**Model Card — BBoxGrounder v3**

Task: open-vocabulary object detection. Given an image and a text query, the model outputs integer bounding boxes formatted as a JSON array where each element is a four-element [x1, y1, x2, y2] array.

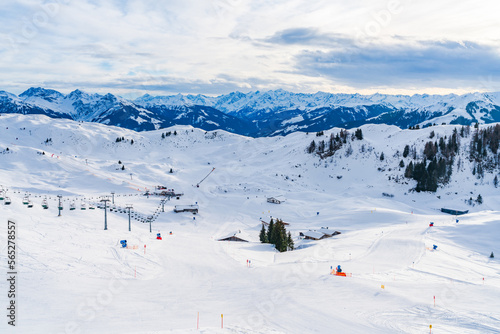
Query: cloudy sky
[[1, 0, 499, 97]]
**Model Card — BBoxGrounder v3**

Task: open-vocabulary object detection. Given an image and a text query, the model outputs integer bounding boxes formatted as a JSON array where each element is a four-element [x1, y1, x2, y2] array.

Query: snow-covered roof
[[318, 228, 334, 236], [218, 230, 257, 242], [303, 231, 325, 240]]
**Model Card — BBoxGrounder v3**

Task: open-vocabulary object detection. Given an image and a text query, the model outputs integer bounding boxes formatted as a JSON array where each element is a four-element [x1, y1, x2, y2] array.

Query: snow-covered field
[[0, 114, 499, 333]]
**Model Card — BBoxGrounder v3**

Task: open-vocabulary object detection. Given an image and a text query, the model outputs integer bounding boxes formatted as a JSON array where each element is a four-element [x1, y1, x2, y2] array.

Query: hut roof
[[218, 230, 256, 242], [303, 231, 326, 240]]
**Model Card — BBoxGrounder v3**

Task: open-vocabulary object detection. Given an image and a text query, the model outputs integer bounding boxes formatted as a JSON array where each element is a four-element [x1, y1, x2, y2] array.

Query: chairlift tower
[[100, 198, 110, 230], [111, 191, 115, 204], [57, 195, 62, 216], [161, 196, 170, 212], [126, 204, 133, 232]]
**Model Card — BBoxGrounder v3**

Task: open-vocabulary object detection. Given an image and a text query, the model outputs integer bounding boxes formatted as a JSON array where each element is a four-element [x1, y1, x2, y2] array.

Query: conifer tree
[[270, 219, 280, 246], [403, 145, 410, 158], [267, 218, 274, 243], [259, 224, 268, 243], [355, 128, 363, 140], [404, 161, 414, 178], [307, 140, 316, 154], [273, 219, 286, 252], [287, 232, 294, 250], [317, 140, 325, 154]]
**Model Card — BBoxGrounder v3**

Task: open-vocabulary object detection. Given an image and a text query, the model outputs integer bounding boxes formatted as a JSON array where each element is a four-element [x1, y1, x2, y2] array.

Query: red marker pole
[[144, 245, 146, 255], [221, 314, 223, 329], [197, 312, 199, 330], [433, 296, 435, 307]]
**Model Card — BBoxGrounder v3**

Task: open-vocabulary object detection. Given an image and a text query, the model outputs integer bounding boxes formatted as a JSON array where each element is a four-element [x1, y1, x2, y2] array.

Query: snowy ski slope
[[0, 114, 499, 333]]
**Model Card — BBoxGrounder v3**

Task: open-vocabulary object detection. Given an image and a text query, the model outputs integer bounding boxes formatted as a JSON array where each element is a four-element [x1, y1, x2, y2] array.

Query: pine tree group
[[260, 218, 294, 252], [403, 129, 458, 192], [306, 129, 362, 158]]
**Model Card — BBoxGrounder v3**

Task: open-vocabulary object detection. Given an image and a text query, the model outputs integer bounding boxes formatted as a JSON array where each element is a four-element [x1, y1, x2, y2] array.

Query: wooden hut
[[218, 230, 250, 242]]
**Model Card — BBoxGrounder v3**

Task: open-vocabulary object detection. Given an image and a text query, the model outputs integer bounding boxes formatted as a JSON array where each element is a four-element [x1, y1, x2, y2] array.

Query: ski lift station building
[[267, 197, 282, 204], [441, 208, 469, 215], [174, 204, 199, 213]]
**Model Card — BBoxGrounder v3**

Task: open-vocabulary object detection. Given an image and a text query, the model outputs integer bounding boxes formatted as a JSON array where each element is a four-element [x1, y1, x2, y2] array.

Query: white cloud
[[0, 0, 499, 96]]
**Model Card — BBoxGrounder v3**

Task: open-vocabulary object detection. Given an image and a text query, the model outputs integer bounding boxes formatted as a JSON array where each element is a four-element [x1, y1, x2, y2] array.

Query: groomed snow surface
[[0, 114, 499, 333]]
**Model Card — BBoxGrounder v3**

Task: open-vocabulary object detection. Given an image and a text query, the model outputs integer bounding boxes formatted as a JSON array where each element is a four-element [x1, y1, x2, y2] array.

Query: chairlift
[[27, 201, 33, 208], [81, 202, 86, 210], [42, 199, 49, 209], [4, 197, 12, 205], [22, 196, 29, 205], [70, 202, 76, 210]]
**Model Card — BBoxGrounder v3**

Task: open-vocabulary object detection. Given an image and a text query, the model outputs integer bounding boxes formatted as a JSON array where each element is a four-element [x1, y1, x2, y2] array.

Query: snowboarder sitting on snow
[[156, 233, 162, 240], [337, 265, 342, 273]]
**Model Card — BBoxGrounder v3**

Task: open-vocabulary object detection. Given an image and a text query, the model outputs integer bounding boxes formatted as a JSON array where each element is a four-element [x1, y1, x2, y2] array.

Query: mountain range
[[1, 87, 500, 136]]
